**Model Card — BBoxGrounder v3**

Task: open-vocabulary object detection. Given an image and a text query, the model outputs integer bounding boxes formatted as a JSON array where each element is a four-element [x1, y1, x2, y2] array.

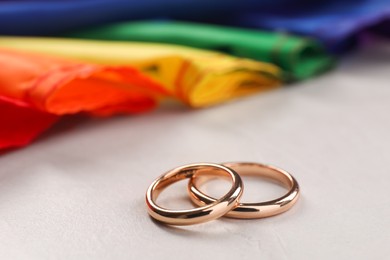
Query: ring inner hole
[[156, 168, 232, 210], [156, 178, 196, 209]]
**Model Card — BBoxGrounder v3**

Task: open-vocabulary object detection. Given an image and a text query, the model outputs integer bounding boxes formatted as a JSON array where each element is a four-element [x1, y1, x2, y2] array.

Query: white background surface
[[0, 43, 389, 260]]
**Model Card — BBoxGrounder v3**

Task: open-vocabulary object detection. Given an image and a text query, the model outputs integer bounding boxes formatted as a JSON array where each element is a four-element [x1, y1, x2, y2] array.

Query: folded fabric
[[0, 48, 166, 115], [0, 0, 388, 53], [0, 0, 280, 35], [0, 47, 167, 149], [66, 21, 334, 81], [0, 37, 281, 107], [216, 0, 390, 53], [0, 97, 58, 149]]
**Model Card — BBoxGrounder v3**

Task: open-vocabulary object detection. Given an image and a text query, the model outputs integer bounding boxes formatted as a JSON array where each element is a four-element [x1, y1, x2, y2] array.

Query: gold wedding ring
[[188, 162, 300, 219], [146, 163, 243, 225]]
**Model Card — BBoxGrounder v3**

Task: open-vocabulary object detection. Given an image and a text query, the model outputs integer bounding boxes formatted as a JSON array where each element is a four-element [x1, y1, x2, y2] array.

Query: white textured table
[[1, 42, 389, 260]]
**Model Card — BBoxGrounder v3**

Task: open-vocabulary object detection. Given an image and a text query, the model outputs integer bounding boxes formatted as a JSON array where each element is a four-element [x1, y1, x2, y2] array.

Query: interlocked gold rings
[[145, 162, 300, 225], [145, 163, 243, 225]]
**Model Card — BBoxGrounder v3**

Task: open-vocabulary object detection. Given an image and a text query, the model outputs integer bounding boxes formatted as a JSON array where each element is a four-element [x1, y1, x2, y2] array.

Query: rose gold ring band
[[188, 162, 300, 219], [145, 163, 243, 225]]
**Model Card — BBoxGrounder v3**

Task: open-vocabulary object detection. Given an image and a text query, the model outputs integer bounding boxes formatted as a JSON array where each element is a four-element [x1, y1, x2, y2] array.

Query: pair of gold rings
[[146, 162, 299, 225]]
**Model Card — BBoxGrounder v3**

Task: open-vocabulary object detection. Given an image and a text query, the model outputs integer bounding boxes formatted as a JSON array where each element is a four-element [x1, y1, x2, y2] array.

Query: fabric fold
[[0, 0, 284, 35], [65, 21, 334, 81], [0, 47, 168, 149], [0, 0, 387, 52], [0, 39, 281, 150], [0, 48, 166, 115], [0, 37, 281, 107], [215, 0, 390, 53], [0, 97, 58, 149]]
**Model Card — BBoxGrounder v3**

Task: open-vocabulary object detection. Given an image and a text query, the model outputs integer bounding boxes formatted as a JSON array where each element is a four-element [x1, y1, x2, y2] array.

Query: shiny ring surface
[[188, 162, 299, 219], [146, 163, 243, 225]]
